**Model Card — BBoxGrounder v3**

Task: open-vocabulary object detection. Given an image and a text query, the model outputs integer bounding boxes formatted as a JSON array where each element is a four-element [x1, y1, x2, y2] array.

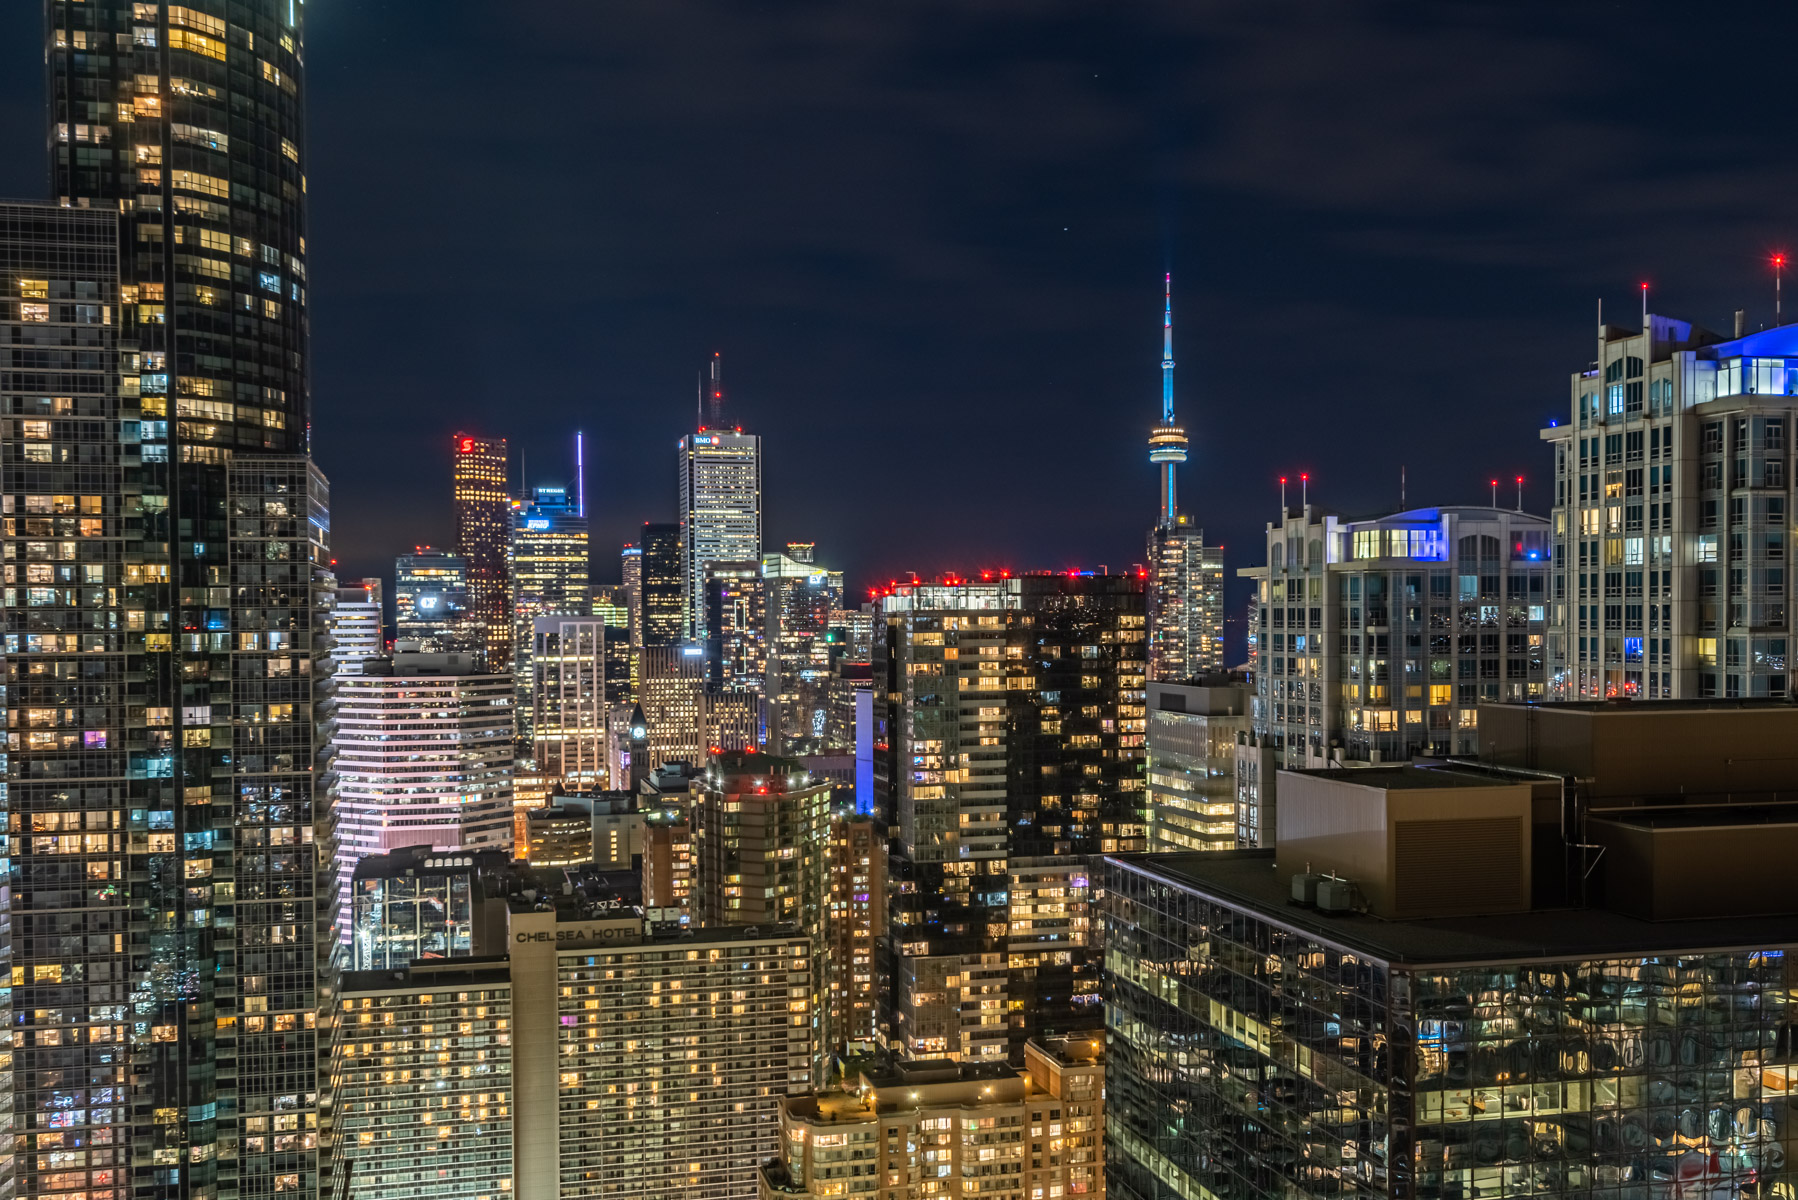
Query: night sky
[[4, 3, 1797, 656]]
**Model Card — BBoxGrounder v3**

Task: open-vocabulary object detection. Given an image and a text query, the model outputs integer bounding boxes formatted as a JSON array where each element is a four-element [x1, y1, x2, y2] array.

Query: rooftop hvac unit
[[1316, 878, 1356, 913], [1291, 872, 1321, 905]]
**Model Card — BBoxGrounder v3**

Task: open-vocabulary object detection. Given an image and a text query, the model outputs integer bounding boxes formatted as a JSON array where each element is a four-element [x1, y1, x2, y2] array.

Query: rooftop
[[341, 956, 513, 995], [1290, 764, 1519, 791], [1109, 850, 1798, 967]]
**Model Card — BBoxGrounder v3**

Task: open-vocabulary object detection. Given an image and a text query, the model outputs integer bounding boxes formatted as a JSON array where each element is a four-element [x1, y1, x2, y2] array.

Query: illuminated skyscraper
[[509, 483, 589, 740], [21, 1, 336, 1192], [1145, 275, 1227, 681], [679, 354, 762, 640], [702, 560, 766, 694], [874, 574, 1147, 1061], [619, 542, 643, 651], [763, 546, 844, 753], [454, 433, 512, 671], [638, 521, 684, 648], [395, 546, 479, 655], [1544, 312, 1798, 700], [531, 616, 609, 790], [331, 650, 516, 921]]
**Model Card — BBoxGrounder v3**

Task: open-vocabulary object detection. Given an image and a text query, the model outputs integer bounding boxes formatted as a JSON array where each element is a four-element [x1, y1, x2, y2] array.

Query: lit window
[[21, 302, 48, 323]]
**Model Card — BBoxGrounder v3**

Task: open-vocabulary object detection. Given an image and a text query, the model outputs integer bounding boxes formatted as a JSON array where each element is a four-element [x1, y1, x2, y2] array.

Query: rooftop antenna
[[1279, 475, 1287, 511], [1401, 465, 1406, 508], [708, 352, 725, 430], [576, 431, 586, 518], [1775, 254, 1787, 324], [1640, 281, 1649, 340], [1301, 473, 1309, 507], [1515, 475, 1524, 512], [695, 370, 704, 430]]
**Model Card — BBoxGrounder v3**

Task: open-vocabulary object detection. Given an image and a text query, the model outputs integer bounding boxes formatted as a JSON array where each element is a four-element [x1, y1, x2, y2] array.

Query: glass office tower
[[453, 434, 510, 672], [32, 2, 337, 1197], [509, 485, 587, 741], [1104, 852, 1797, 1200]]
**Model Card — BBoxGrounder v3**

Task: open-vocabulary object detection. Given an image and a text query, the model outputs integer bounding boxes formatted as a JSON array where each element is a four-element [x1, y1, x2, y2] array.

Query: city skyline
[[9, 4, 1797, 637]]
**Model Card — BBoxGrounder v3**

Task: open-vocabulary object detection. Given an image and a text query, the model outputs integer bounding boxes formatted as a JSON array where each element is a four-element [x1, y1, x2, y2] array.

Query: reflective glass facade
[[1103, 857, 1797, 1200]]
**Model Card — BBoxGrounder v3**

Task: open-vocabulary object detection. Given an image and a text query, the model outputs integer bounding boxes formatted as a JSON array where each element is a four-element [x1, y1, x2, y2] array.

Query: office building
[[1545, 313, 1798, 700], [639, 645, 706, 769], [1144, 275, 1227, 683], [707, 687, 761, 752], [758, 1038, 1106, 1200], [328, 576, 384, 672], [455, 433, 513, 671], [511, 483, 590, 738], [620, 541, 644, 650], [639, 522, 685, 648], [28, 3, 335, 1187], [826, 810, 887, 1054], [1104, 700, 1798, 1200], [349, 845, 512, 971], [1145, 678, 1249, 853], [680, 357, 762, 640], [704, 559, 767, 695], [1242, 503, 1550, 773], [396, 546, 480, 656], [874, 573, 1147, 1061], [339, 959, 515, 1200], [532, 616, 610, 789], [764, 546, 845, 753], [521, 792, 642, 870], [330, 650, 516, 921]]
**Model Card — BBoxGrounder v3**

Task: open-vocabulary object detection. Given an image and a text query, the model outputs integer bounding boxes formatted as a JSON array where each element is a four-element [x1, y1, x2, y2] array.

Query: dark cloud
[[2, 2, 1795, 655]]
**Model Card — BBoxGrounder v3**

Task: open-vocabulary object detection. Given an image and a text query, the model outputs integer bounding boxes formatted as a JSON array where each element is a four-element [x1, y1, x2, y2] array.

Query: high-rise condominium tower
[[1145, 275, 1226, 681], [679, 354, 761, 640], [874, 574, 1147, 1061], [1545, 310, 1798, 700], [454, 433, 511, 670], [18, 2, 336, 1196]]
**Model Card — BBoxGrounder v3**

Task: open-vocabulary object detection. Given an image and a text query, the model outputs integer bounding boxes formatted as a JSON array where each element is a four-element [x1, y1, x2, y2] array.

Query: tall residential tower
[[21, 3, 337, 1197]]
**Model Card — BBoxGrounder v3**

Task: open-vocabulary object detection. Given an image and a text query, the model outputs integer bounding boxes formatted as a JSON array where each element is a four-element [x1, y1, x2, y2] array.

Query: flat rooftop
[[1485, 697, 1798, 716], [341, 957, 514, 994], [1109, 850, 1798, 966], [1293, 765, 1517, 790]]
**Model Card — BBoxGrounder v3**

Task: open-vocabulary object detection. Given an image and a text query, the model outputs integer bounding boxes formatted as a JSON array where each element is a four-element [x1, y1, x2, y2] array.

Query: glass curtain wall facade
[[453, 435, 510, 673], [1103, 856, 1797, 1200], [394, 548, 476, 656], [35, 0, 337, 1188], [637, 523, 683, 649], [677, 431, 761, 643], [509, 487, 588, 742]]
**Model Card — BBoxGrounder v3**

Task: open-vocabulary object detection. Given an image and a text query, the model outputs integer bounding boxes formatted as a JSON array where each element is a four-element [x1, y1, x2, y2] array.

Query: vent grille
[[1393, 817, 1521, 916]]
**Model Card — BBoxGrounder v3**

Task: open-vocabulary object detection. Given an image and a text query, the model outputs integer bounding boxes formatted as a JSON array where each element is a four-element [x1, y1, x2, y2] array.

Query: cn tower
[[1147, 273, 1189, 526]]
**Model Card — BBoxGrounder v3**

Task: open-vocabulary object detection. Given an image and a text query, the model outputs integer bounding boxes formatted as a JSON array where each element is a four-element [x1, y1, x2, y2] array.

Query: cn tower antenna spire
[[1147, 272, 1189, 527]]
